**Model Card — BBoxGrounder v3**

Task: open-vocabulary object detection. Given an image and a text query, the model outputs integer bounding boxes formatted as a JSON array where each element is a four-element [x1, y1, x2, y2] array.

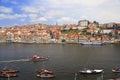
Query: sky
[[0, 0, 120, 27]]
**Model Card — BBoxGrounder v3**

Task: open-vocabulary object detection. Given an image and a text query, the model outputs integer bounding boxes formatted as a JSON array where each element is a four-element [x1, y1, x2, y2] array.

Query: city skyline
[[0, 0, 120, 27]]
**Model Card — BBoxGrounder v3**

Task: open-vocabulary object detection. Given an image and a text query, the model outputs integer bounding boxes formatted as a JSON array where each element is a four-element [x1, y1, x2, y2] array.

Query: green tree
[[61, 39, 66, 42]]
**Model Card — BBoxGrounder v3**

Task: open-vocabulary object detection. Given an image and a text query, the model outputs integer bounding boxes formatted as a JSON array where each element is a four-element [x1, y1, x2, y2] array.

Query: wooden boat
[[0, 67, 19, 78], [36, 69, 55, 78], [107, 77, 120, 80], [1, 68, 19, 73], [0, 72, 18, 78], [112, 67, 120, 73], [36, 73, 54, 78], [79, 69, 103, 74]]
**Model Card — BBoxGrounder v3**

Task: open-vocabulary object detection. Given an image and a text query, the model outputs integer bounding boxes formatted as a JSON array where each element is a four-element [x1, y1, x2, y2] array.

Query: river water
[[0, 43, 120, 80]]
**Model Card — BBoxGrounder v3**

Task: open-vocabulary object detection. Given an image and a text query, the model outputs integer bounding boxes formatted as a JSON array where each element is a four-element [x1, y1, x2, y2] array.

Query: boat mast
[[7, 74, 10, 80], [101, 72, 104, 80], [74, 73, 77, 80]]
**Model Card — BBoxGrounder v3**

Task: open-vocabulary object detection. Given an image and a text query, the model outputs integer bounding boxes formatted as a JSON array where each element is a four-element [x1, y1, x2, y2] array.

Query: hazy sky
[[0, 0, 120, 27]]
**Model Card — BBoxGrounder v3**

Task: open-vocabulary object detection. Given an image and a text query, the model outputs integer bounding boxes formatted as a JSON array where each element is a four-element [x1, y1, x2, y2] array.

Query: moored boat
[[0, 67, 19, 78], [0, 72, 18, 78], [106, 77, 120, 80], [79, 69, 103, 74], [36, 69, 55, 78], [81, 41, 103, 45], [36, 73, 54, 78], [92, 42, 103, 45], [1, 68, 19, 73], [112, 67, 120, 73], [81, 42, 93, 45]]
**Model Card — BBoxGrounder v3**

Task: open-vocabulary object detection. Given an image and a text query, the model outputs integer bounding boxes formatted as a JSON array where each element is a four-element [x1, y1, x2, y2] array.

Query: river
[[0, 43, 120, 80]]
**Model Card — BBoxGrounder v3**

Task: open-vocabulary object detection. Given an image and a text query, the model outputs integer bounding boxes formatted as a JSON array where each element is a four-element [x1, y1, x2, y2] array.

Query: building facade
[[78, 20, 89, 27]]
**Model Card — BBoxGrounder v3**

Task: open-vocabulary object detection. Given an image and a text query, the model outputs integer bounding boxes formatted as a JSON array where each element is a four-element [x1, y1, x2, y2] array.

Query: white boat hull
[[81, 42, 103, 45], [79, 69, 103, 74]]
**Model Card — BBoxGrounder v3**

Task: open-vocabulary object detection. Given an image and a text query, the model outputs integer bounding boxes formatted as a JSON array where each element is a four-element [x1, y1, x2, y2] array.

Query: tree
[[61, 39, 66, 42], [93, 21, 99, 27]]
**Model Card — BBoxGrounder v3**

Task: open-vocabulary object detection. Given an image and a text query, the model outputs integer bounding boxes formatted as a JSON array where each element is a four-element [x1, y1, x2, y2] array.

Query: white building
[[101, 29, 113, 34], [78, 20, 89, 27]]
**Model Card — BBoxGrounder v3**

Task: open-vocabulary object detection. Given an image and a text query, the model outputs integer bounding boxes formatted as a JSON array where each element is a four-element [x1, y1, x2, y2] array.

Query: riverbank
[[0, 39, 120, 45]]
